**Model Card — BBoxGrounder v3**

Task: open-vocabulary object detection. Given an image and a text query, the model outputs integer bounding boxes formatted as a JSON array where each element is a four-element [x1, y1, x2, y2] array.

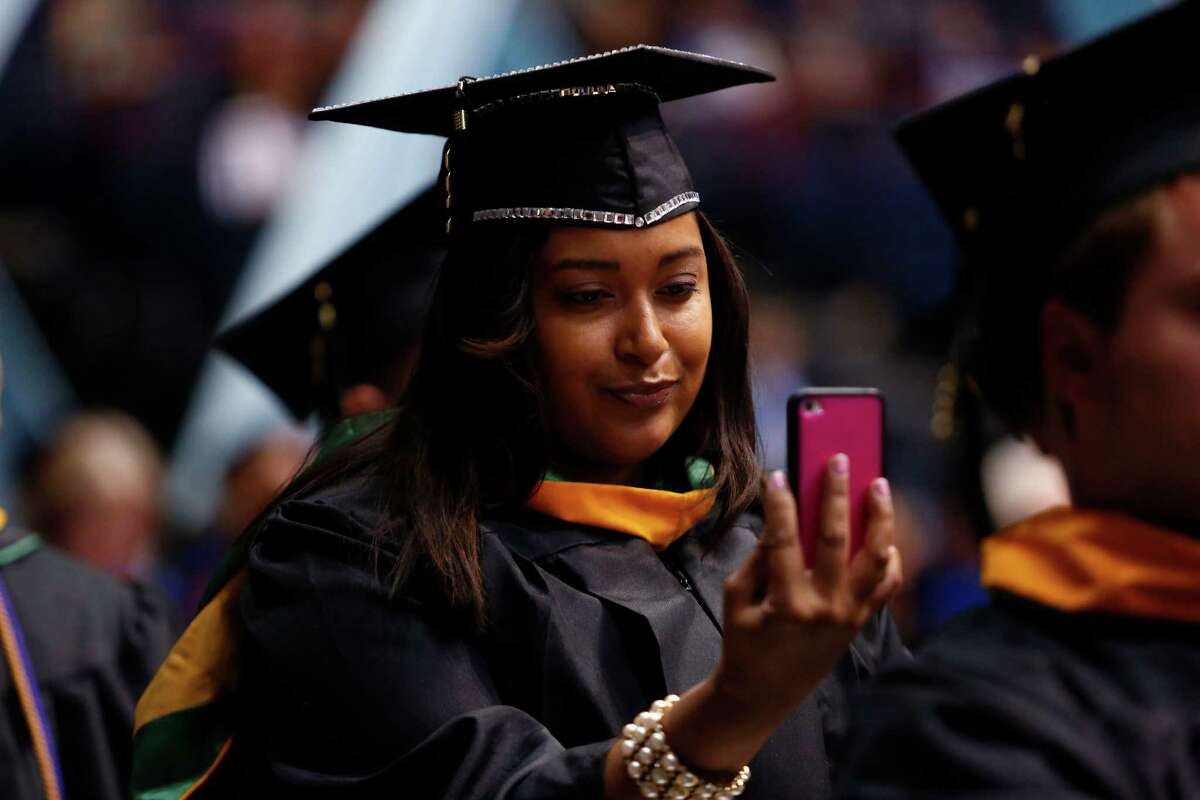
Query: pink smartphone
[[787, 388, 885, 563]]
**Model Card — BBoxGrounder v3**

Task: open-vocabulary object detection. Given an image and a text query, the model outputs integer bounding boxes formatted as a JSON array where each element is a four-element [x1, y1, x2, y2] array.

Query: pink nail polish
[[770, 470, 787, 490], [830, 453, 849, 475], [873, 478, 890, 497]]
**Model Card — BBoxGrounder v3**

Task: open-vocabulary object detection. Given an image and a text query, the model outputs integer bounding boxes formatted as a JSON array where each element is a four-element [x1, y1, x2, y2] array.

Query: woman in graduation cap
[[133, 47, 903, 800]]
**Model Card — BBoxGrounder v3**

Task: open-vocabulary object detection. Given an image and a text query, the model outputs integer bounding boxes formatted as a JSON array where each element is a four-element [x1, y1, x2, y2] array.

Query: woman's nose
[[616, 299, 669, 366]]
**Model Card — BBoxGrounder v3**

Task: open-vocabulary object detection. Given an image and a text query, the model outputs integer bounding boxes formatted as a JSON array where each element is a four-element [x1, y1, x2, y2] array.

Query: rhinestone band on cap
[[472, 83, 660, 121], [473, 207, 638, 225], [472, 191, 700, 229], [640, 191, 700, 227]]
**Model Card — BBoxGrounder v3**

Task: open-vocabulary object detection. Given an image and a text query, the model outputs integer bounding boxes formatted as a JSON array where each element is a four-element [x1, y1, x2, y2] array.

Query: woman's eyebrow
[[550, 246, 703, 273], [659, 246, 705, 268], [550, 258, 619, 273]]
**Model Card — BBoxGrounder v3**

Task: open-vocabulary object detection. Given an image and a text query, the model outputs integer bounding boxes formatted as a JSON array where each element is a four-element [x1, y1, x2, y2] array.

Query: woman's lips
[[606, 381, 679, 409]]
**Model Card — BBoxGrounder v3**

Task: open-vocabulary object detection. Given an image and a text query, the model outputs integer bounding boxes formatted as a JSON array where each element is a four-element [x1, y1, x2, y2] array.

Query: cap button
[[1005, 103, 1024, 135], [318, 303, 337, 331], [1022, 54, 1041, 76], [962, 207, 980, 232]]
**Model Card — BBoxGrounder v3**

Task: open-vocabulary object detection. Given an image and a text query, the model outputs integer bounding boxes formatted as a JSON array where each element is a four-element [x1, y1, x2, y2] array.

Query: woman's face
[[532, 211, 712, 483]]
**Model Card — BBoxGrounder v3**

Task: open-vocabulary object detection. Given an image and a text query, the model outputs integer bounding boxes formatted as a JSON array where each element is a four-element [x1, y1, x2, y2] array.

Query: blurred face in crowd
[[1042, 177, 1200, 528], [532, 212, 712, 484], [30, 413, 162, 577], [219, 433, 310, 539], [228, 0, 368, 111]]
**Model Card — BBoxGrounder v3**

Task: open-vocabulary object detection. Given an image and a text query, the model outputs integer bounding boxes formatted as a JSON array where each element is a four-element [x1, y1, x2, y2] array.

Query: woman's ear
[[1040, 298, 1105, 418], [339, 383, 393, 418]]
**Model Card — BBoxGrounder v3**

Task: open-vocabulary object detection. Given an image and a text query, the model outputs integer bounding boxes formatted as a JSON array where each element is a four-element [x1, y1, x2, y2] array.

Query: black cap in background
[[215, 185, 444, 422], [896, 1, 1200, 430], [896, 0, 1200, 270]]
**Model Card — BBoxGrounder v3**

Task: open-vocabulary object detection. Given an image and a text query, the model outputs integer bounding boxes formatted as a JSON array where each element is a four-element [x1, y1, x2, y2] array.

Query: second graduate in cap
[[841, 3, 1200, 797], [135, 46, 904, 800]]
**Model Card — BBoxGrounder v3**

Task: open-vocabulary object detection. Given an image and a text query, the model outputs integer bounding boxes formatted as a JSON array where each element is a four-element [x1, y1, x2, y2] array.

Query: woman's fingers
[[862, 478, 894, 554], [867, 546, 903, 609], [848, 478, 898, 602], [759, 471, 806, 608], [750, 465, 898, 627], [724, 539, 764, 620], [811, 454, 850, 596]]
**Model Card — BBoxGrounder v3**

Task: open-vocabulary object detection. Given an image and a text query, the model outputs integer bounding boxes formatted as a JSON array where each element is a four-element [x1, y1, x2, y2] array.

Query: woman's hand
[[604, 455, 902, 797], [715, 455, 902, 717]]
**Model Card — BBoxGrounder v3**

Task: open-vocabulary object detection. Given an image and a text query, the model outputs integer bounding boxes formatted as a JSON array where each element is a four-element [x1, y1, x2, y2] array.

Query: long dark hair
[[280, 211, 759, 625]]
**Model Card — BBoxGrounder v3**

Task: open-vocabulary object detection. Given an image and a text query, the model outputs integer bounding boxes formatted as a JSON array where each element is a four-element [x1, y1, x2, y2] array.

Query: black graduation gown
[[836, 592, 1200, 799], [0, 527, 175, 800], [228, 479, 907, 798]]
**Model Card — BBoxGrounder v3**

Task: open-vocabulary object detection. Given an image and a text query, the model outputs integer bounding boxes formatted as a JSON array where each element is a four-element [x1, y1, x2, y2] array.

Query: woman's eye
[[561, 289, 610, 305], [659, 282, 699, 299]]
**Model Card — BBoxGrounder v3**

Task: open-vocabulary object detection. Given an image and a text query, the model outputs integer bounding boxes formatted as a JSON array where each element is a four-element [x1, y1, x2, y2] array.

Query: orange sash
[[982, 506, 1200, 622], [525, 481, 716, 549]]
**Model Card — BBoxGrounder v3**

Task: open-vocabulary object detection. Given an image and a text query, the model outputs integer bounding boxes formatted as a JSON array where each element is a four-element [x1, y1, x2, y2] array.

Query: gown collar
[[982, 506, 1200, 623], [0, 509, 42, 568], [314, 409, 395, 463], [526, 459, 716, 549]]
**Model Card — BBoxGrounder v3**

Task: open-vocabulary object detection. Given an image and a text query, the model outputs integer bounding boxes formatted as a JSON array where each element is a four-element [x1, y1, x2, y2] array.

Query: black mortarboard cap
[[897, 1, 1200, 430], [310, 46, 773, 234], [896, 1, 1200, 268], [216, 185, 444, 422]]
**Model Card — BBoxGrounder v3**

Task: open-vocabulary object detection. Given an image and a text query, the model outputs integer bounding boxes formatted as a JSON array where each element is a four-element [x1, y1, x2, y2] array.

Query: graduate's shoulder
[[252, 472, 546, 597], [840, 597, 1200, 797], [899, 593, 1200, 695], [1, 529, 174, 680], [4, 528, 165, 623], [257, 469, 392, 555], [870, 598, 1091, 704], [850, 593, 1200, 758]]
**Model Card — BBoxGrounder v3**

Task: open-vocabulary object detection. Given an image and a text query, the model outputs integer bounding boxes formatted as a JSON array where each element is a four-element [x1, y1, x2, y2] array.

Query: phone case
[[787, 388, 885, 563]]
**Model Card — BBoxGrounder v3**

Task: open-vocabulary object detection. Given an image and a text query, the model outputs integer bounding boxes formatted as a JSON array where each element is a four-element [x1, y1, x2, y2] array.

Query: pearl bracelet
[[620, 694, 750, 800]]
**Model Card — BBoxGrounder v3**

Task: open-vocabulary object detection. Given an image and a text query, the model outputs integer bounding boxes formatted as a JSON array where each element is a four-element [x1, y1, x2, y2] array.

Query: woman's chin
[[591, 431, 678, 474], [552, 414, 687, 482]]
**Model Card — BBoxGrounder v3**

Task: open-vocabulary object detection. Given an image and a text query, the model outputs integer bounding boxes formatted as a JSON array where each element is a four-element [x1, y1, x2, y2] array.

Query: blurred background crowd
[[0, 0, 1163, 639]]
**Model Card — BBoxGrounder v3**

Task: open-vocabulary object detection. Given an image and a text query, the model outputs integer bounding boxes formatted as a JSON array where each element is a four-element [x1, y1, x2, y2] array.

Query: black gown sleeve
[[834, 647, 1141, 800], [52, 576, 176, 799], [236, 497, 612, 799], [0, 541, 175, 800]]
